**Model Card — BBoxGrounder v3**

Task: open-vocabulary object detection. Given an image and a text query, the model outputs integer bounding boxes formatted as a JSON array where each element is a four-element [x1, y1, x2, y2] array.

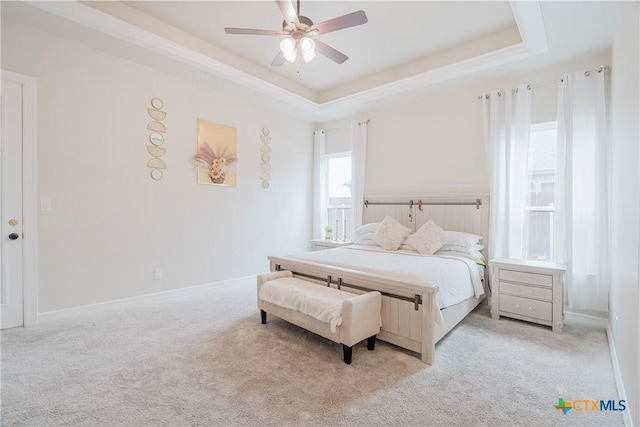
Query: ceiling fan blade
[[224, 28, 283, 36], [314, 40, 348, 64], [271, 52, 286, 66], [276, 0, 299, 26], [314, 10, 368, 35]]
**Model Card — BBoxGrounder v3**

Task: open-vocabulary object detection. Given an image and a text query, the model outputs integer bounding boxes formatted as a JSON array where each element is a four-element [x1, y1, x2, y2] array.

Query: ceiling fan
[[224, 0, 368, 66]]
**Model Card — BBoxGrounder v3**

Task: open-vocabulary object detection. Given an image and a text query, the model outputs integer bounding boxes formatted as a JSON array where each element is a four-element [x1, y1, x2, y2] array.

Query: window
[[313, 123, 366, 242], [326, 153, 352, 241], [525, 121, 557, 261]]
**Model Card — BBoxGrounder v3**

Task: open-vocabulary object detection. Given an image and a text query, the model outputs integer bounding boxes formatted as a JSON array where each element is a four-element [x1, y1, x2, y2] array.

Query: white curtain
[[556, 67, 609, 311], [312, 130, 327, 240], [350, 121, 368, 236], [482, 85, 532, 260]]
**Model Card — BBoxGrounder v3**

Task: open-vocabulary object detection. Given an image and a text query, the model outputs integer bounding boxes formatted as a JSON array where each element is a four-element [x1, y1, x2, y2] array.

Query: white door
[[1, 79, 24, 329]]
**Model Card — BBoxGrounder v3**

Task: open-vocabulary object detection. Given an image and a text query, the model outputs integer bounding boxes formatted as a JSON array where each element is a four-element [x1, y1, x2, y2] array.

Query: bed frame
[[269, 195, 490, 365]]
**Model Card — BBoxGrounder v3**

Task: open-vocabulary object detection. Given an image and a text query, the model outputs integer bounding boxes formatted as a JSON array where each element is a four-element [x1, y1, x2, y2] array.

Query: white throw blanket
[[259, 277, 350, 333]]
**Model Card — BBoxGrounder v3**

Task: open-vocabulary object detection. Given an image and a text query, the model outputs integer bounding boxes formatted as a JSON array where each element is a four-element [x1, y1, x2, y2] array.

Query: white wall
[[320, 53, 610, 199], [609, 2, 640, 425], [2, 20, 313, 313]]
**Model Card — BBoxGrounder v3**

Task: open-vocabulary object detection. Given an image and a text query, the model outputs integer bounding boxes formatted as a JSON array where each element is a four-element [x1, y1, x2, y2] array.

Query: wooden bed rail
[[269, 256, 437, 311], [274, 264, 423, 310], [268, 255, 440, 365]]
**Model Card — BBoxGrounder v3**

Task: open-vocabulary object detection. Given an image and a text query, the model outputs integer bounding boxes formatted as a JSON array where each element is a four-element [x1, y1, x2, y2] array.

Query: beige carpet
[[1, 278, 624, 426]]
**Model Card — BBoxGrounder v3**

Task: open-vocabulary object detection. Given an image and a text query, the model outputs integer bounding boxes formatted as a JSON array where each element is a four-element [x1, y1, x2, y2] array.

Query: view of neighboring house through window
[[525, 121, 557, 261], [326, 153, 352, 241]]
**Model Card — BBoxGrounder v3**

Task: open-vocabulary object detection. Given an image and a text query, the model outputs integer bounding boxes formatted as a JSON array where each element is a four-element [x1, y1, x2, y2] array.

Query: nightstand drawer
[[499, 294, 552, 321], [500, 282, 553, 301], [499, 269, 552, 287]]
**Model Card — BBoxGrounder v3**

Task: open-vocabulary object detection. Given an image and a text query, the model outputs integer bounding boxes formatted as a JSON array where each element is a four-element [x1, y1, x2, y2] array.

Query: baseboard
[[37, 275, 255, 324], [606, 324, 632, 427], [564, 310, 608, 329], [566, 311, 632, 425]]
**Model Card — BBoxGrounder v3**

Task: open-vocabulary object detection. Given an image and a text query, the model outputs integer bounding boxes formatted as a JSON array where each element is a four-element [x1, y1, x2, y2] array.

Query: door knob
[[8, 233, 19, 240]]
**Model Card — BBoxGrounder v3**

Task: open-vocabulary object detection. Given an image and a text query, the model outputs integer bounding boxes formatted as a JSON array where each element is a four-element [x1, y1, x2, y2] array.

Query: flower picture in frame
[[195, 119, 238, 186]]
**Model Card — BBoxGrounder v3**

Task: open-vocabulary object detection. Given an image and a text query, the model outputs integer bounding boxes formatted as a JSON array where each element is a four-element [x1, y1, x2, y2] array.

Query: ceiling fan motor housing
[[282, 15, 314, 34]]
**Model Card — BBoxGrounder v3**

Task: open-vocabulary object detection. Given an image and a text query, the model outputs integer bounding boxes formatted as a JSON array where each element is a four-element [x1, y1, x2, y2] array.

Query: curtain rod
[[477, 65, 609, 100], [318, 119, 370, 133]]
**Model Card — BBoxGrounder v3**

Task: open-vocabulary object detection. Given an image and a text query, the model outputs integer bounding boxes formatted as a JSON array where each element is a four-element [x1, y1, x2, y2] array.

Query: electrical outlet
[[154, 269, 163, 280]]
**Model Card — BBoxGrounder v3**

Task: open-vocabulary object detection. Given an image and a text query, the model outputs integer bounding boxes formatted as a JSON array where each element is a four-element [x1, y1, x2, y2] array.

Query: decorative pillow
[[445, 231, 483, 247], [404, 220, 449, 255], [372, 215, 412, 250], [439, 243, 485, 254]]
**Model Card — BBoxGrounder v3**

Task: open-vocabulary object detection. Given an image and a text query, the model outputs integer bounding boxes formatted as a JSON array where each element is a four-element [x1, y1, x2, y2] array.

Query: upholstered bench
[[257, 270, 382, 364]]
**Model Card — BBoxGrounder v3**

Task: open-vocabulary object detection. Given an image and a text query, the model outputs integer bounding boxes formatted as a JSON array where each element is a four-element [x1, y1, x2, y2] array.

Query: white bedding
[[286, 245, 484, 323]]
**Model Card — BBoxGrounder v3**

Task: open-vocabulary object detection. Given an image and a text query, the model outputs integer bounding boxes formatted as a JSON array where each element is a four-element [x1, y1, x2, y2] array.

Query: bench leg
[[260, 310, 267, 324], [367, 335, 376, 351], [343, 345, 352, 365]]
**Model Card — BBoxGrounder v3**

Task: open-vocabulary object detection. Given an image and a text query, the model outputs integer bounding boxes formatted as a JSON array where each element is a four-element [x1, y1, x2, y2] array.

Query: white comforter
[[286, 245, 484, 322]]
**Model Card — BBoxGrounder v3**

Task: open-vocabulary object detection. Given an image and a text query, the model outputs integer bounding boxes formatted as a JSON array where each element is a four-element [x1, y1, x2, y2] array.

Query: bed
[[268, 196, 489, 365]]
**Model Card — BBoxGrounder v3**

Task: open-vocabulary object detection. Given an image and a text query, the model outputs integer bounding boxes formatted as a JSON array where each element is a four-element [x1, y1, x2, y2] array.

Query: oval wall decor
[[260, 127, 272, 189], [147, 98, 167, 180]]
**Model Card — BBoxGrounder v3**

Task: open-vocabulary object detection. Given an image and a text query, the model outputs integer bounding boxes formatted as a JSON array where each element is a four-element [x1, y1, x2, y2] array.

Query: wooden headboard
[[362, 195, 490, 257]]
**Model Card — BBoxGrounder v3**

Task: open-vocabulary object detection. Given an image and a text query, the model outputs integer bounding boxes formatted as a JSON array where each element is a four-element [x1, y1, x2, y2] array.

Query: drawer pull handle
[[528, 306, 532, 310], [515, 304, 520, 308]]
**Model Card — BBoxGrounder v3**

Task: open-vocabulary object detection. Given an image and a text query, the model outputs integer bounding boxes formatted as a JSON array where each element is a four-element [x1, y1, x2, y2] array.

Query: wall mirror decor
[[149, 132, 164, 146], [260, 127, 272, 189], [147, 98, 167, 180], [151, 97, 164, 109]]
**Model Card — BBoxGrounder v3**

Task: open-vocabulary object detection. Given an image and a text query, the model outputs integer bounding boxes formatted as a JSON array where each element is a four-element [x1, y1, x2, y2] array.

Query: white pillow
[[435, 250, 485, 262], [439, 243, 485, 254], [372, 215, 411, 250], [355, 222, 380, 237], [445, 231, 483, 247], [404, 220, 449, 255], [354, 223, 379, 243], [354, 238, 377, 246]]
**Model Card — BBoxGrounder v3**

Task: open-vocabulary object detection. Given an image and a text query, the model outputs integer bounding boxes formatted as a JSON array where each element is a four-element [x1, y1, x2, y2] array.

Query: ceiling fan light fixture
[[302, 48, 316, 63], [279, 37, 297, 62], [299, 37, 315, 52], [226, 1, 368, 67], [280, 37, 296, 53], [283, 49, 297, 63], [300, 36, 316, 63]]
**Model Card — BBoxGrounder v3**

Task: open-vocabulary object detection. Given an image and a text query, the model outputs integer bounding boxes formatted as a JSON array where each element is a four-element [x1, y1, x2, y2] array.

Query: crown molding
[[24, 0, 320, 114], [23, 0, 548, 120]]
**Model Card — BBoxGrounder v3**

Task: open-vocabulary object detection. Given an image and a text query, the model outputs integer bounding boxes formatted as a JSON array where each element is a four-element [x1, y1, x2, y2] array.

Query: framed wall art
[[195, 119, 237, 186]]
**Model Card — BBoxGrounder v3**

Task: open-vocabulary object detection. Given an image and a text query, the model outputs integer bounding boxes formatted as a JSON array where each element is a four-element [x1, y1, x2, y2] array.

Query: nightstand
[[310, 240, 353, 251], [490, 258, 566, 333]]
